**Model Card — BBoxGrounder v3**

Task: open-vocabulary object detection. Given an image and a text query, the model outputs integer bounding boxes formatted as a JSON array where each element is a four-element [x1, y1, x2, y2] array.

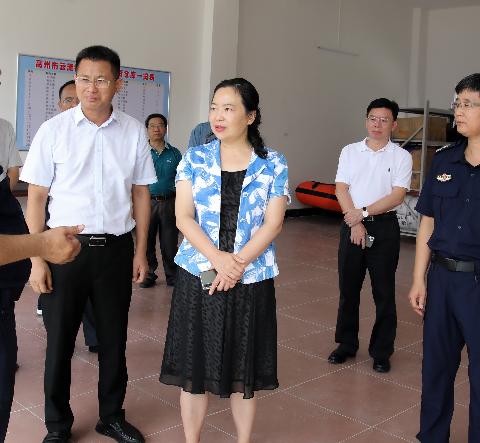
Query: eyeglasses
[[148, 124, 165, 129], [367, 116, 391, 125], [62, 97, 79, 105], [75, 76, 112, 89], [450, 101, 480, 111]]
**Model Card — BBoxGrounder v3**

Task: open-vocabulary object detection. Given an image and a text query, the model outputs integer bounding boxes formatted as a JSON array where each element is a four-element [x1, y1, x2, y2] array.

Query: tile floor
[[7, 215, 469, 442]]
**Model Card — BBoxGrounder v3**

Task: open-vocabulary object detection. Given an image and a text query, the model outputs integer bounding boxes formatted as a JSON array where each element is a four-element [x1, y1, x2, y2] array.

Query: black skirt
[[159, 170, 279, 398]]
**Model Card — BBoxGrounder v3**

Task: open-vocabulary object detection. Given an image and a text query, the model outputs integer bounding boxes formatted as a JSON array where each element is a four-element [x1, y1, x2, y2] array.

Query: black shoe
[[139, 277, 155, 289], [373, 358, 391, 373], [327, 348, 356, 364], [42, 430, 71, 442], [95, 419, 145, 443], [88, 345, 99, 353]]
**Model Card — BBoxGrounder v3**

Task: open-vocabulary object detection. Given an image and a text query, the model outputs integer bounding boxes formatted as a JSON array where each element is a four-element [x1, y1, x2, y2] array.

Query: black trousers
[[335, 218, 400, 360], [42, 234, 134, 432], [0, 287, 22, 443], [146, 197, 178, 284]]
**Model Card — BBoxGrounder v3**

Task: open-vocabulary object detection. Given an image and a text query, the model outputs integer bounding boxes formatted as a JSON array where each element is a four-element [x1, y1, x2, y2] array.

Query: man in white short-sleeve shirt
[[0, 119, 22, 190], [20, 45, 155, 443], [328, 98, 412, 374]]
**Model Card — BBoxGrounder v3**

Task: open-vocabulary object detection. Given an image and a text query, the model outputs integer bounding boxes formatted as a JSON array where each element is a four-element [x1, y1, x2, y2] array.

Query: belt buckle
[[364, 215, 374, 222], [88, 235, 106, 247]]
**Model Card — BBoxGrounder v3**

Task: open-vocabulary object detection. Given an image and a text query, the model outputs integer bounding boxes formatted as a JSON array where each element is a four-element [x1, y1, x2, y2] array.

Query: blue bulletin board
[[16, 54, 170, 150]]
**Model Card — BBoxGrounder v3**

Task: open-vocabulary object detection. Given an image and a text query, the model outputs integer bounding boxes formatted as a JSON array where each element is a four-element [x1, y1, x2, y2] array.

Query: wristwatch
[[362, 207, 369, 218]]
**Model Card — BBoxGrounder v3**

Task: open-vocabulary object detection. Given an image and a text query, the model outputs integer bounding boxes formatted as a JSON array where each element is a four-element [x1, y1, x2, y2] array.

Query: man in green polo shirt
[[141, 113, 182, 288]]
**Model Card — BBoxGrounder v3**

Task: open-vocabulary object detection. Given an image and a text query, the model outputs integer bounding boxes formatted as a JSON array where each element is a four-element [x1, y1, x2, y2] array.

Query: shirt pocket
[[431, 180, 460, 220]]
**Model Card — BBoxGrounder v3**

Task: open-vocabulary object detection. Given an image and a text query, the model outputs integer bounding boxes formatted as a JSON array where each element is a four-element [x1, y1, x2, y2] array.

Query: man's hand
[[29, 225, 84, 294], [132, 252, 148, 283], [350, 223, 366, 248], [39, 225, 84, 264], [408, 280, 427, 317], [344, 208, 363, 227]]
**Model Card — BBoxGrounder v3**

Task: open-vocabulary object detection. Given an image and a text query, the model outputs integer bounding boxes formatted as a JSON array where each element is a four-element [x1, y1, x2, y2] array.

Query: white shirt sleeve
[[132, 127, 157, 185], [5, 123, 22, 168], [19, 122, 54, 187], [335, 146, 350, 184], [392, 150, 413, 190]]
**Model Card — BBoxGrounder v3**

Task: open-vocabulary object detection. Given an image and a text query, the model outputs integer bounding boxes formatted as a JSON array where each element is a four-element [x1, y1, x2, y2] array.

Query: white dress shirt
[[0, 118, 22, 182], [20, 105, 156, 235], [335, 138, 412, 209]]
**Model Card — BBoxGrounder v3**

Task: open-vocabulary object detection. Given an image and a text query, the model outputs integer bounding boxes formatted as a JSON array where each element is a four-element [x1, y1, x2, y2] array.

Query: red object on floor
[[295, 181, 342, 213]]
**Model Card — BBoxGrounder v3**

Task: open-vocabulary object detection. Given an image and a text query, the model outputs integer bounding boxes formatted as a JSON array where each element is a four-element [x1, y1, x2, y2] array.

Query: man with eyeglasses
[[409, 73, 480, 442], [58, 80, 79, 111], [39, 79, 98, 355], [20, 45, 156, 443], [328, 98, 412, 374], [140, 113, 181, 289]]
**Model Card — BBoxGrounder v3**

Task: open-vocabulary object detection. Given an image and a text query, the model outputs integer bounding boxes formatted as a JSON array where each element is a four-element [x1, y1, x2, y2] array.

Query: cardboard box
[[393, 116, 447, 141], [410, 172, 420, 191], [410, 146, 436, 172]]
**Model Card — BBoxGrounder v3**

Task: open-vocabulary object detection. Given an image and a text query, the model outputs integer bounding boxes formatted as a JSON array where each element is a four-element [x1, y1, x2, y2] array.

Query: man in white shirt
[[21, 45, 156, 443], [328, 98, 412, 373]]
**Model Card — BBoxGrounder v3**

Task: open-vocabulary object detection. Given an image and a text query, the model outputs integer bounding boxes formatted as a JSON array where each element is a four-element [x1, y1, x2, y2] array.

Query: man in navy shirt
[[409, 73, 480, 442], [141, 113, 182, 288]]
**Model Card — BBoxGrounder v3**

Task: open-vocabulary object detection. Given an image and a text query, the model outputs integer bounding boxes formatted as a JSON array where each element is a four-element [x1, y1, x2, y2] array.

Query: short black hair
[[58, 80, 75, 100], [366, 98, 399, 121], [145, 113, 167, 128], [75, 45, 121, 79], [455, 73, 480, 95]]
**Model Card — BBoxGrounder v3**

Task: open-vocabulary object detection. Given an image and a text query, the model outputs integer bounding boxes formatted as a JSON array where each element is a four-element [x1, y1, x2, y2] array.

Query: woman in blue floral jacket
[[160, 78, 289, 443]]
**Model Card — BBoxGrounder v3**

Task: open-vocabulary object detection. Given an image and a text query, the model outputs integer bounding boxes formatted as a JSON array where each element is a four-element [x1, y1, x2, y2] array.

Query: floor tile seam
[[144, 423, 183, 438], [277, 311, 330, 328], [277, 328, 330, 344], [397, 319, 423, 329], [335, 425, 414, 443], [276, 276, 324, 288], [280, 356, 374, 392], [278, 342, 330, 361], [349, 366, 422, 394], [282, 390, 372, 428], [203, 423, 236, 439], [276, 296, 337, 312], [125, 327, 167, 344], [129, 382, 180, 410], [400, 347, 469, 370], [17, 325, 47, 341], [371, 401, 420, 428]]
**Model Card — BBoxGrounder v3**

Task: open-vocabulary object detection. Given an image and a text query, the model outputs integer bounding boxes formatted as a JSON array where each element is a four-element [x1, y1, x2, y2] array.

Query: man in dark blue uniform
[[409, 73, 480, 442]]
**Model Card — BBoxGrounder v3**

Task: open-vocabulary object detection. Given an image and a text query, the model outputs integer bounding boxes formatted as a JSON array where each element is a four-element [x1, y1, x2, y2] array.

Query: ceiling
[[409, 0, 480, 8]]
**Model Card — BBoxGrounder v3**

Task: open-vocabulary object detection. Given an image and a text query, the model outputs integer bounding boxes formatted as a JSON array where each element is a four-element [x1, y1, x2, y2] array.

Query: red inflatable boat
[[295, 181, 342, 213]]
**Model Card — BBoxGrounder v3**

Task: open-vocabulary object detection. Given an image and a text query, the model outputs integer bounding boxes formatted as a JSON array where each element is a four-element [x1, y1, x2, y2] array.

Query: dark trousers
[[42, 234, 134, 432], [335, 218, 400, 360], [39, 296, 98, 347], [0, 287, 22, 443], [418, 262, 480, 443], [146, 197, 178, 283]]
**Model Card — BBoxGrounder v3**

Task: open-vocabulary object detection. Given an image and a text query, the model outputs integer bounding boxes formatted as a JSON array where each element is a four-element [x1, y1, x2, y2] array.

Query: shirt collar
[[357, 137, 393, 153], [149, 141, 170, 152], [449, 138, 468, 164], [73, 104, 119, 128]]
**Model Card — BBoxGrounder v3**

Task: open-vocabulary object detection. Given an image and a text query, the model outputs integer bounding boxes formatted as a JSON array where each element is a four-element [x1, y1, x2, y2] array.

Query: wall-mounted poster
[[16, 54, 170, 150]]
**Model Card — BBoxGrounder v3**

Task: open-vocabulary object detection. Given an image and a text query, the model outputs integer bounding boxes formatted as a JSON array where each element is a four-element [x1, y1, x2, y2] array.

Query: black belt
[[432, 254, 475, 273], [77, 232, 130, 247], [151, 193, 175, 201], [362, 211, 397, 222]]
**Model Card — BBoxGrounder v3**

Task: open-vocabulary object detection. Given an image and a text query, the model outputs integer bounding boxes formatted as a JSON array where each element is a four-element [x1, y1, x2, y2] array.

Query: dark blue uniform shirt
[[416, 138, 480, 260], [0, 165, 30, 289]]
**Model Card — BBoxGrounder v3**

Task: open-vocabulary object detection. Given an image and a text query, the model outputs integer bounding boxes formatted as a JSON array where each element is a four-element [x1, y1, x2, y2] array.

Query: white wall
[[423, 5, 480, 109], [237, 0, 414, 208], [0, 0, 239, 154]]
